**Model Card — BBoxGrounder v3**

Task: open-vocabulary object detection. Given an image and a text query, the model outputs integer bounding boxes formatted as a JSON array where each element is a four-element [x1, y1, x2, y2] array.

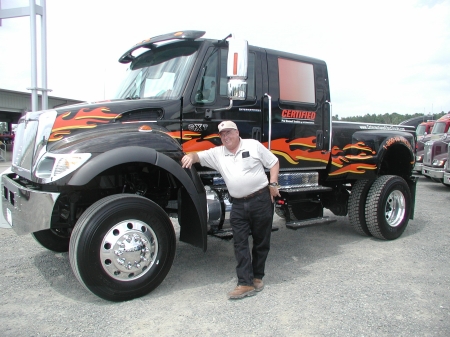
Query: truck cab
[[414, 114, 450, 174], [416, 120, 435, 140], [422, 129, 450, 183]]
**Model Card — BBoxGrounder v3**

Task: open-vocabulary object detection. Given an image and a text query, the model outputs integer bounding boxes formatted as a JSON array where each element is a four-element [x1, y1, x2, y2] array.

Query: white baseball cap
[[218, 121, 237, 133]]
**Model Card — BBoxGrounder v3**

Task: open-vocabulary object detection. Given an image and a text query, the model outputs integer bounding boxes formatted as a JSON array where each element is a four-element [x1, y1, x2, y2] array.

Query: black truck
[[2, 31, 417, 301]]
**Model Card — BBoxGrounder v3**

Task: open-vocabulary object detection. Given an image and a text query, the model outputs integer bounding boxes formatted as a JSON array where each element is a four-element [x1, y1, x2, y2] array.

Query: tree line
[[333, 112, 447, 124]]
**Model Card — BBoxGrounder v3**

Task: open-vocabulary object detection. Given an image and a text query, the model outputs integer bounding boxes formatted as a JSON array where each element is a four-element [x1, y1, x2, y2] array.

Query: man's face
[[219, 129, 240, 151]]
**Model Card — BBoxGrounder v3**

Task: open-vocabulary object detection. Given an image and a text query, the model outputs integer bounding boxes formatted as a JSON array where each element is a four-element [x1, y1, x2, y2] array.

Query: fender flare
[[68, 146, 208, 251], [377, 135, 415, 169]]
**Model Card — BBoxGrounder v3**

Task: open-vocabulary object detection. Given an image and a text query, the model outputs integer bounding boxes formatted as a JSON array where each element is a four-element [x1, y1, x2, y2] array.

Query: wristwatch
[[268, 182, 279, 188]]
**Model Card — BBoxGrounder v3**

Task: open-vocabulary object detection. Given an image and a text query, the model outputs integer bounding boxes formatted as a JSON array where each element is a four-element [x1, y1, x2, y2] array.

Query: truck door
[[182, 46, 263, 155], [262, 52, 331, 171]]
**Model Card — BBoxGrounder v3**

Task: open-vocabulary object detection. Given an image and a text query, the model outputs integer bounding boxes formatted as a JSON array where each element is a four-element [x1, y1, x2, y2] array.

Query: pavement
[[0, 176, 448, 336]]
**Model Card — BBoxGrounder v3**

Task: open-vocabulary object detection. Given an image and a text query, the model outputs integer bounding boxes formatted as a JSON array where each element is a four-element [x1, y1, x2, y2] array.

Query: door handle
[[252, 127, 261, 141], [316, 130, 324, 149]]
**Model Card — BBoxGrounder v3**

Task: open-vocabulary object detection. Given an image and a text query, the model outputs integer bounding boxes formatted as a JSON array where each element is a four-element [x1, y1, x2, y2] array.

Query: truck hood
[[11, 98, 182, 181]]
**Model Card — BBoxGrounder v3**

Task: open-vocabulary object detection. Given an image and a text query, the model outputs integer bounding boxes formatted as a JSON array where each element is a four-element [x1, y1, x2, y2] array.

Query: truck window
[[432, 122, 447, 134], [278, 58, 315, 104], [195, 51, 219, 103]]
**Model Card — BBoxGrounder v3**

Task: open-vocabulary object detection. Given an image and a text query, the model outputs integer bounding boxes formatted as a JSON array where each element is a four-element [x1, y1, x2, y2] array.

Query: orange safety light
[[139, 125, 152, 132]]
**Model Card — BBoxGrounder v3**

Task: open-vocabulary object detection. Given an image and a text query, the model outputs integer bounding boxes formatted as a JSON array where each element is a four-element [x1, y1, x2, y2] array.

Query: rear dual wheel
[[365, 175, 411, 240], [69, 194, 176, 301], [348, 176, 411, 240], [348, 180, 373, 236]]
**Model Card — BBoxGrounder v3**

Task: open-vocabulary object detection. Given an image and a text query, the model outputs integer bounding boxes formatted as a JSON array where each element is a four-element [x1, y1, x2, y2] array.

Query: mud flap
[[407, 176, 419, 219]]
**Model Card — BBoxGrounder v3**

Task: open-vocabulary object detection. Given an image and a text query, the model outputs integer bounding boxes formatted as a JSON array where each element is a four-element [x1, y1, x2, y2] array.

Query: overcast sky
[[0, 0, 449, 118]]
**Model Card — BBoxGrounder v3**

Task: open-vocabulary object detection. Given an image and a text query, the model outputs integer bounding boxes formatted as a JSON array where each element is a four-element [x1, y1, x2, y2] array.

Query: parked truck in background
[[422, 128, 450, 185], [442, 142, 450, 187], [414, 114, 450, 174], [1, 31, 417, 301], [416, 120, 435, 140]]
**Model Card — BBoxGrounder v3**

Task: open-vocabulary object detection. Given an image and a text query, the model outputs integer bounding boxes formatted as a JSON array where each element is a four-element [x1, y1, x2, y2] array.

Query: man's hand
[[181, 153, 199, 169], [269, 185, 281, 203]]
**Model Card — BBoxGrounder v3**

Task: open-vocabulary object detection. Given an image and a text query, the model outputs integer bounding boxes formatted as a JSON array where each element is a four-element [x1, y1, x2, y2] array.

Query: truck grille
[[423, 143, 433, 165], [448, 144, 450, 164], [10, 109, 56, 181]]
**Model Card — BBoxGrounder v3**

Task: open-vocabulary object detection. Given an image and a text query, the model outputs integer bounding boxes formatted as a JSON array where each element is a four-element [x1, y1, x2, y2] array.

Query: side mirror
[[227, 37, 248, 100]]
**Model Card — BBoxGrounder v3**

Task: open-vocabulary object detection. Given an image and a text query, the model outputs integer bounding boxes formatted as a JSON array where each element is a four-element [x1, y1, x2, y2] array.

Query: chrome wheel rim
[[384, 190, 405, 228], [100, 219, 158, 281]]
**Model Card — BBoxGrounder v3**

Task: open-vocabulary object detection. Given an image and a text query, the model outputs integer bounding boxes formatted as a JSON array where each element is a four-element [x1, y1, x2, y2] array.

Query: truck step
[[208, 226, 279, 240], [285, 217, 337, 230]]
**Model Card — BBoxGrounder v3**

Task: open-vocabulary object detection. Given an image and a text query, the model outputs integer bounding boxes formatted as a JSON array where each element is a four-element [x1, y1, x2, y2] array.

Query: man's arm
[[268, 160, 281, 201], [181, 152, 200, 169], [269, 160, 279, 184]]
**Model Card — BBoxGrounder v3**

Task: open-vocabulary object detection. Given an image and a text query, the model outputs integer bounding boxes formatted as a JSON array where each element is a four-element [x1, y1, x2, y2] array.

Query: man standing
[[181, 121, 280, 299]]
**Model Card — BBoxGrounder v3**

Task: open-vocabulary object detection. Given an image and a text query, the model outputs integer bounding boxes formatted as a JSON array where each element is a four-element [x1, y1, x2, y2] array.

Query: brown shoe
[[253, 278, 264, 292], [227, 285, 256, 299]]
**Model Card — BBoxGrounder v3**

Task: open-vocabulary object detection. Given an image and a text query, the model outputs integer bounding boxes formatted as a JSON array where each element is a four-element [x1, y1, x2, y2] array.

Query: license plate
[[6, 208, 12, 226]]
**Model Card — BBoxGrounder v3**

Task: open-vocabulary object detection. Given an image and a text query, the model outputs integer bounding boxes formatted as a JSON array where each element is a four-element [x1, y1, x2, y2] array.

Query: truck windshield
[[416, 124, 426, 136], [432, 122, 447, 134], [114, 43, 199, 100]]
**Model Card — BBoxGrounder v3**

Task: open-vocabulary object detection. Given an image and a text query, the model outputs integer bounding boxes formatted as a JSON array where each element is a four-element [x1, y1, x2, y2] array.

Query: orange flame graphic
[[49, 107, 122, 141], [329, 141, 376, 174], [169, 131, 378, 177]]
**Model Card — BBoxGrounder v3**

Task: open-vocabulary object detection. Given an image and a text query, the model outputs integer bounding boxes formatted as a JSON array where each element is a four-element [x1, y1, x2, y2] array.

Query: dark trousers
[[230, 188, 274, 286]]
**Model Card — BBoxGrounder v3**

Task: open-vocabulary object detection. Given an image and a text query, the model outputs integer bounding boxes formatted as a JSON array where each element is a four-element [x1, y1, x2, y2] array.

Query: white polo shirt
[[198, 138, 278, 198]]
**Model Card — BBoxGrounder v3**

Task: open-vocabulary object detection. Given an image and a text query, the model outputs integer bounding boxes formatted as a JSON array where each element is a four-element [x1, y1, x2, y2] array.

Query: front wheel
[[69, 194, 176, 301], [365, 175, 411, 240]]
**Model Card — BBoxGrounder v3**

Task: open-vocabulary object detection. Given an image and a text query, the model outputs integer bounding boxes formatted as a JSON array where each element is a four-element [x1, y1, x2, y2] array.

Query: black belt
[[232, 186, 268, 201]]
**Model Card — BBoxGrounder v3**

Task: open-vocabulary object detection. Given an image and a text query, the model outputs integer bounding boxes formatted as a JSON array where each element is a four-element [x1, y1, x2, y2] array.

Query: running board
[[208, 226, 279, 240], [285, 217, 337, 230]]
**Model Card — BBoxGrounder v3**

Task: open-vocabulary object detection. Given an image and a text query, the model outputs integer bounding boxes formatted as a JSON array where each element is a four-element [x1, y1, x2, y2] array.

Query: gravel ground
[[0, 175, 449, 337]]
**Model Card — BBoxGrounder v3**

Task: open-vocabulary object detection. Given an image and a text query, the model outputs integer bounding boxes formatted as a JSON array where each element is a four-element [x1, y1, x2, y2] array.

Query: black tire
[[274, 207, 285, 219], [365, 175, 411, 240], [69, 194, 176, 301], [32, 228, 71, 252], [348, 180, 374, 236]]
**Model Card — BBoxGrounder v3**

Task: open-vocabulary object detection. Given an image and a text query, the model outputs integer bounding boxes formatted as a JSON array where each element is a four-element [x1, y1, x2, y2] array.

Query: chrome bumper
[[413, 162, 423, 173], [421, 166, 444, 179], [1, 173, 60, 235], [443, 172, 450, 186]]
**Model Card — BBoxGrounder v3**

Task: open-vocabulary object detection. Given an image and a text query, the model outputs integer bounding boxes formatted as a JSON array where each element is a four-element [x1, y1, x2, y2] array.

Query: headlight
[[35, 153, 91, 181], [416, 155, 423, 162], [432, 159, 445, 167]]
